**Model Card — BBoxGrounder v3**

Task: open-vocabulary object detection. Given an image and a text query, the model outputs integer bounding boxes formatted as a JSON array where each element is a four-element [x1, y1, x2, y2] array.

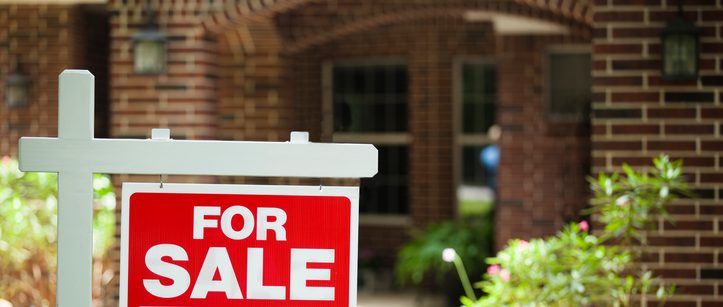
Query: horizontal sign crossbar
[[19, 137, 378, 178]]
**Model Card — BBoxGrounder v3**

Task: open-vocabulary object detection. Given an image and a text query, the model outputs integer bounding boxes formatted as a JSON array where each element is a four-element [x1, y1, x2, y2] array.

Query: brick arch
[[282, 8, 466, 54], [202, 0, 594, 30], [281, 6, 591, 54], [202, 0, 593, 44], [201, 0, 304, 35]]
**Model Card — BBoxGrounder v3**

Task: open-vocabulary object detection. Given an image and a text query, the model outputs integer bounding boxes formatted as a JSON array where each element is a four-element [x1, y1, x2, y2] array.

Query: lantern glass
[[663, 33, 697, 78], [5, 75, 28, 108], [134, 39, 166, 74]]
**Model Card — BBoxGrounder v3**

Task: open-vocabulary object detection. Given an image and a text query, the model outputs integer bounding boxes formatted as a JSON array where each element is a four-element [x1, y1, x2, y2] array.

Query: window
[[455, 60, 498, 216], [332, 64, 407, 133], [462, 63, 496, 134], [324, 60, 409, 219], [546, 47, 592, 121]]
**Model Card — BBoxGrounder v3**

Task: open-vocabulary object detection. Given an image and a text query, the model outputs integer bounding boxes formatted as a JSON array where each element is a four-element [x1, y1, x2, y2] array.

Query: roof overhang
[[464, 10, 570, 35]]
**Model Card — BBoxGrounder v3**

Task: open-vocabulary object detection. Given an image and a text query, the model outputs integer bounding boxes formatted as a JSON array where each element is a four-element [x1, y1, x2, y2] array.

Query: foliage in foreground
[[0, 157, 116, 307], [463, 155, 689, 306], [395, 211, 493, 288]]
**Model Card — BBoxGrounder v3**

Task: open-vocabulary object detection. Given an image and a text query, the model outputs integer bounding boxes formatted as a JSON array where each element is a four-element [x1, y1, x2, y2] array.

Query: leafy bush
[[395, 211, 493, 291], [0, 157, 116, 307], [462, 155, 688, 306]]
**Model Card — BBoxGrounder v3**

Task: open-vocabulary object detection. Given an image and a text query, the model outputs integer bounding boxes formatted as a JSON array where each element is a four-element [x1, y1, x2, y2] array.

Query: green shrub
[[0, 157, 116, 306], [462, 155, 688, 307], [395, 211, 493, 291]]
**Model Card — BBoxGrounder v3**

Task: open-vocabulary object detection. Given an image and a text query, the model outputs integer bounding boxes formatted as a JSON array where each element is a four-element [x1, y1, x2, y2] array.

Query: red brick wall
[[496, 35, 591, 249], [593, 0, 723, 304], [0, 4, 108, 156], [108, 0, 217, 141]]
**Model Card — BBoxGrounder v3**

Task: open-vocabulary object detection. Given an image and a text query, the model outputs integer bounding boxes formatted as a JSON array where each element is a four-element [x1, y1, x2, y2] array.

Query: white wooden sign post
[[18, 70, 377, 307]]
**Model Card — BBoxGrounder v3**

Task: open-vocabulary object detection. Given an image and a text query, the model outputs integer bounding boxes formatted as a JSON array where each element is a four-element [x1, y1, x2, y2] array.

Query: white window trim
[[322, 59, 411, 226]]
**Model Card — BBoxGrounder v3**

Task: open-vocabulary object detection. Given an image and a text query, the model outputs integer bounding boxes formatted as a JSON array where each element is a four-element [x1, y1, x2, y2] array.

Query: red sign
[[120, 183, 359, 307]]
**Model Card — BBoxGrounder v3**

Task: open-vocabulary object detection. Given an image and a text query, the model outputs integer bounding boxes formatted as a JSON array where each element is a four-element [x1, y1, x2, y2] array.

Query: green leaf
[[463, 156, 688, 306]]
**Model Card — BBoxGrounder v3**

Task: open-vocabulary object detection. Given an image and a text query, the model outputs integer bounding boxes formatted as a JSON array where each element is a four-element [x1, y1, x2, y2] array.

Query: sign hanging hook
[[150, 128, 172, 189]]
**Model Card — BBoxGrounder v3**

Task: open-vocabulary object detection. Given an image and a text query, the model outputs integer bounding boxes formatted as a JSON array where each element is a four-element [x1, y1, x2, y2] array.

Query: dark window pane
[[333, 67, 347, 92], [461, 63, 496, 134], [360, 146, 408, 214], [353, 69, 365, 93], [333, 64, 407, 132], [462, 145, 495, 186], [374, 67, 388, 93], [549, 52, 591, 119]]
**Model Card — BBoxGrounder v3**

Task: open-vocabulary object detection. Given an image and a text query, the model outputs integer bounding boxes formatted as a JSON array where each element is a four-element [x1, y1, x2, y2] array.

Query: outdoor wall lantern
[[132, 1, 167, 74], [661, 0, 700, 80], [4, 58, 29, 109]]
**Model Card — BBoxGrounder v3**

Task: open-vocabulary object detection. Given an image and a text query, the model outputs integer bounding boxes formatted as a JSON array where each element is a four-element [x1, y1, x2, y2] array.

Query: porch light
[[5, 59, 29, 109], [661, 0, 700, 80], [133, 1, 167, 74]]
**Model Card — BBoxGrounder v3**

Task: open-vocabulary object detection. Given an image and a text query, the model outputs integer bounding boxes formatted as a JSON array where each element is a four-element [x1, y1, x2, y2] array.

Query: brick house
[[0, 0, 721, 305]]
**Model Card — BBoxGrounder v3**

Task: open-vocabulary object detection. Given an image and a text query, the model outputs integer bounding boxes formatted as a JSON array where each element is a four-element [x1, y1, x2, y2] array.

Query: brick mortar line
[[594, 21, 722, 28], [592, 135, 723, 141], [593, 85, 722, 91], [593, 119, 723, 124], [591, 165, 723, 174], [595, 5, 720, 12], [592, 37, 723, 44], [592, 71, 656, 77], [638, 231, 721, 237], [657, 216, 723, 221], [593, 102, 716, 107], [659, 230, 721, 237], [593, 55, 722, 61], [591, 166, 723, 174], [593, 160, 721, 167], [605, 87, 612, 105], [600, 68, 723, 74], [595, 23, 707, 29], [642, 261, 723, 267], [636, 280, 718, 288]]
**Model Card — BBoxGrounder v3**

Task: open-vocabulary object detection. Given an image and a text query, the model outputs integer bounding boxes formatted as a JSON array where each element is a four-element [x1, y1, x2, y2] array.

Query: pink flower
[[579, 220, 589, 232], [487, 264, 501, 276], [1, 156, 10, 166], [499, 269, 511, 281], [518, 240, 529, 249]]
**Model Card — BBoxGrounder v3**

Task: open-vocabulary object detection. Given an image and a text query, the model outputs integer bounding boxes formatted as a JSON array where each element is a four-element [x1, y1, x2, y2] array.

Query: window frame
[[544, 45, 592, 123], [322, 58, 411, 226], [452, 57, 498, 217]]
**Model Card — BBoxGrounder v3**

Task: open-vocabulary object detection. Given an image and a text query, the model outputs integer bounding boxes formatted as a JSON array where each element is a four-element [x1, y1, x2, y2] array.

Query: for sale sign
[[120, 183, 359, 307]]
